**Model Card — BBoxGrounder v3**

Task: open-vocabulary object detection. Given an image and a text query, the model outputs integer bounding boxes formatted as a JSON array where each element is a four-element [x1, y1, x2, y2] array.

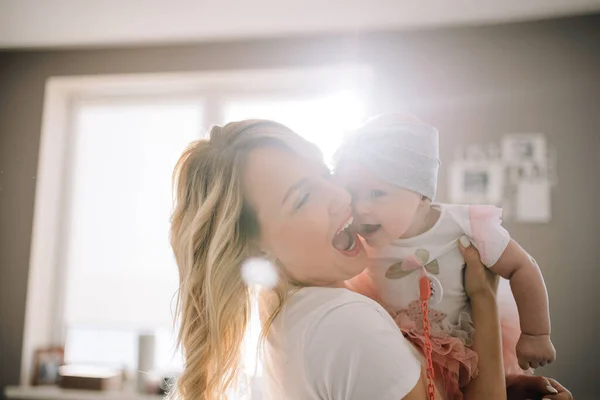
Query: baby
[[334, 114, 556, 399]]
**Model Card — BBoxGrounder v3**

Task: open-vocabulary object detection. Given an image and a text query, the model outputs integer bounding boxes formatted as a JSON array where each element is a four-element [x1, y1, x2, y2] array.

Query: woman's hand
[[506, 375, 573, 400], [459, 236, 506, 400], [458, 236, 499, 299]]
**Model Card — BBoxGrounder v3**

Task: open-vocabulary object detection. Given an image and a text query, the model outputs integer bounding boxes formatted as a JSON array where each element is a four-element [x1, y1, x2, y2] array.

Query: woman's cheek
[[297, 222, 328, 255]]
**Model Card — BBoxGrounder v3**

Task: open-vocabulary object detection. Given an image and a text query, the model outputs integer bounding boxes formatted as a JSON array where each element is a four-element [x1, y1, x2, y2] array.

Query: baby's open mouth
[[332, 216, 356, 252], [360, 224, 381, 236]]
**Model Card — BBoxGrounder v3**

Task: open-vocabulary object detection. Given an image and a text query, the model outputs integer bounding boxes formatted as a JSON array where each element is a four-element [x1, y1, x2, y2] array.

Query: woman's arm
[[459, 237, 506, 400], [463, 291, 505, 399]]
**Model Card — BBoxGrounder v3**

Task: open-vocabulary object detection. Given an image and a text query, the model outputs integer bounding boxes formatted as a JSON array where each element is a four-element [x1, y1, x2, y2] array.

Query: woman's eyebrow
[[282, 177, 309, 205]]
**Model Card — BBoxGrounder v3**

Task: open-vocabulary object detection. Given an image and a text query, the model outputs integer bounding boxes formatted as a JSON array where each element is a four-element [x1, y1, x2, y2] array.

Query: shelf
[[4, 386, 163, 400]]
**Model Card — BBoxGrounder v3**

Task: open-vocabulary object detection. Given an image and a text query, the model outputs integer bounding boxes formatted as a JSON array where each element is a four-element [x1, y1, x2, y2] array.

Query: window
[[222, 91, 365, 165], [61, 99, 202, 373], [26, 67, 371, 397]]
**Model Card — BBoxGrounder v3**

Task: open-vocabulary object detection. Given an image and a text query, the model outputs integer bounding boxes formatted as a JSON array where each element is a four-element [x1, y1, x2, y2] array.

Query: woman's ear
[[252, 237, 270, 258]]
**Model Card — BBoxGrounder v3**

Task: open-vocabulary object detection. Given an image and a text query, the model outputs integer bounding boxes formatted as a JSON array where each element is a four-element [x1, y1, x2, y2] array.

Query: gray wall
[[1, 14, 599, 398]]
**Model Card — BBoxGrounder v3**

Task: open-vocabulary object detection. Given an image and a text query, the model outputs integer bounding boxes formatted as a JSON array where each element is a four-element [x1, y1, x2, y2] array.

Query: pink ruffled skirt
[[392, 301, 478, 400]]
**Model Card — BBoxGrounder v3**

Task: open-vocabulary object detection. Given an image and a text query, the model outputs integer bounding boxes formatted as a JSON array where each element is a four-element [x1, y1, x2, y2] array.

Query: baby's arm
[[490, 239, 556, 369], [490, 240, 550, 334]]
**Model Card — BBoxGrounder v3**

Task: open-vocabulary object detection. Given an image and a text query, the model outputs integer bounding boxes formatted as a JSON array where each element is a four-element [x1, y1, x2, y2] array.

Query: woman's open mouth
[[332, 216, 361, 256]]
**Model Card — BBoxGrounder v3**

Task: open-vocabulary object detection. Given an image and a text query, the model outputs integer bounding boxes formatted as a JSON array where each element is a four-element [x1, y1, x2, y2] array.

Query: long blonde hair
[[169, 120, 320, 399]]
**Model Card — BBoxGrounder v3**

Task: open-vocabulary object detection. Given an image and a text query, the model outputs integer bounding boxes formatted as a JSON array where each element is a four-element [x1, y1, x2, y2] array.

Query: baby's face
[[335, 160, 423, 248]]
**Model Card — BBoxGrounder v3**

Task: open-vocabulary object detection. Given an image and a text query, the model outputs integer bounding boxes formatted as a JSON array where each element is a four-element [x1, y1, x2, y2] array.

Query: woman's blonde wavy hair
[[169, 120, 321, 399]]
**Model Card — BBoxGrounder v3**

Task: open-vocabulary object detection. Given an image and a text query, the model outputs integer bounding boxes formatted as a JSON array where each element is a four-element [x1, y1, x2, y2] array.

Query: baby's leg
[[345, 270, 381, 302]]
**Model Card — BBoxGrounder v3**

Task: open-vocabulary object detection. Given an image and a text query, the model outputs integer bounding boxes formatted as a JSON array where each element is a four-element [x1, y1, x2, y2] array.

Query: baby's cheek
[[391, 214, 414, 232], [386, 199, 414, 219], [384, 206, 417, 233]]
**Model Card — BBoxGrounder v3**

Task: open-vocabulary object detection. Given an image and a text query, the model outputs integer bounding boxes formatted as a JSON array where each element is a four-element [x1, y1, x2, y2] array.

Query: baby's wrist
[[521, 331, 551, 337]]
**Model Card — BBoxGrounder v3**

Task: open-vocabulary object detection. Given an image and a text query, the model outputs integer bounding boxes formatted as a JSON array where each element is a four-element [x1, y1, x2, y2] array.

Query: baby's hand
[[516, 333, 556, 370]]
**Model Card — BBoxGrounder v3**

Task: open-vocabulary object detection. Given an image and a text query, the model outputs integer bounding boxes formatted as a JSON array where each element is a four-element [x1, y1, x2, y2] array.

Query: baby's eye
[[371, 190, 386, 198]]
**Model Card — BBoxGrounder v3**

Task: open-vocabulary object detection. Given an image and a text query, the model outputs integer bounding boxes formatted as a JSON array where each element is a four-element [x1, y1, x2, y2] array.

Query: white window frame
[[22, 65, 373, 385]]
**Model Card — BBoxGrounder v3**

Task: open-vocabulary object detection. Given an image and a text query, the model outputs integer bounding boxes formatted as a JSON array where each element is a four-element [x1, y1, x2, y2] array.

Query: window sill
[[4, 386, 163, 400]]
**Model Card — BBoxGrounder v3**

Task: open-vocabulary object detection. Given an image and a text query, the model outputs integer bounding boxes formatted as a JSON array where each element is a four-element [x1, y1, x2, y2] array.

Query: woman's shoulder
[[286, 287, 424, 398], [287, 286, 391, 324], [273, 287, 397, 343], [294, 286, 380, 307], [284, 287, 415, 352]]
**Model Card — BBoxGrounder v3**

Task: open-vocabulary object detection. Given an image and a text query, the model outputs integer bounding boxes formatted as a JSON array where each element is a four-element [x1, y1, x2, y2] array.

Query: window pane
[[64, 325, 183, 374], [63, 100, 202, 366], [64, 326, 137, 369]]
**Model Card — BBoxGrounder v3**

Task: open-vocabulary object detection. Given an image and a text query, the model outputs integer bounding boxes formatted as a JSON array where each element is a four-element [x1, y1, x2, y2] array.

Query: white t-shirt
[[366, 203, 510, 324], [262, 286, 422, 400]]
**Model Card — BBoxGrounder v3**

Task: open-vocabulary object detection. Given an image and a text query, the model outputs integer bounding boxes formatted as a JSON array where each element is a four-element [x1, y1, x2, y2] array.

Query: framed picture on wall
[[449, 161, 504, 205], [502, 133, 547, 166], [32, 347, 64, 386]]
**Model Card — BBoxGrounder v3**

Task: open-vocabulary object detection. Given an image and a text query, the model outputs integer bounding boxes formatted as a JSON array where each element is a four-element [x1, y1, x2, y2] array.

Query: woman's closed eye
[[294, 192, 311, 210]]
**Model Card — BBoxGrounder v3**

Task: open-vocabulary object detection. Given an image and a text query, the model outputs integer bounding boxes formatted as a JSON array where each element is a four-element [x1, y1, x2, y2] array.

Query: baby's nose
[[353, 199, 371, 215]]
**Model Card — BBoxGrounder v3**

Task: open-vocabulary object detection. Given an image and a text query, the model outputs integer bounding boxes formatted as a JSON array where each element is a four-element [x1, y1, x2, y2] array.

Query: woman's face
[[243, 146, 367, 287]]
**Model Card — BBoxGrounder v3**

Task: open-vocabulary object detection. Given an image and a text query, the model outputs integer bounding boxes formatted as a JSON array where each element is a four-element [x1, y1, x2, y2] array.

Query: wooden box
[[59, 365, 122, 391]]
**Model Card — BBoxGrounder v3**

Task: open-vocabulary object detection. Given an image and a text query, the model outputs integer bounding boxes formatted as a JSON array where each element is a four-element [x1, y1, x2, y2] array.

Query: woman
[[169, 119, 571, 400]]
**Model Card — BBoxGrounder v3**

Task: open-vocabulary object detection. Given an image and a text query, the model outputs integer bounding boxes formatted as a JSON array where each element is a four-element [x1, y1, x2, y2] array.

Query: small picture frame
[[449, 161, 504, 205], [502, 133, 547, 166], [32, 347, 64, 386]]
